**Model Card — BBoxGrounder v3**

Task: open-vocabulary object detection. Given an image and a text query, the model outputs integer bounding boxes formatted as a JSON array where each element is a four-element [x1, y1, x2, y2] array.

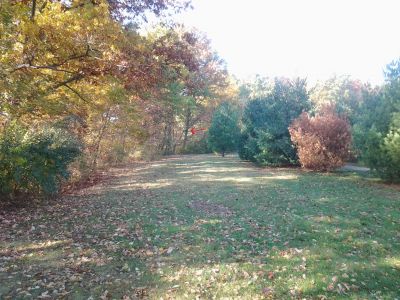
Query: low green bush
[[355, 127, 400, 183], [0, 122, 82, 201]]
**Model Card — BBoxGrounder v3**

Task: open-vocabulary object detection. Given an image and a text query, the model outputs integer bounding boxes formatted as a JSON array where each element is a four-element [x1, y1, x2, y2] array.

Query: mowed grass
[[0, 154, 399, 299]]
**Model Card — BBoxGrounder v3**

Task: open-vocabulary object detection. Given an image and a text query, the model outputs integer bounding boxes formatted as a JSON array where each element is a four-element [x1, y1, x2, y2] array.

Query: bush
[[359, 127, 400, 182], [382, 128, 400, 181], [0, 122, 82, 201], [289, 108, 351, 171]]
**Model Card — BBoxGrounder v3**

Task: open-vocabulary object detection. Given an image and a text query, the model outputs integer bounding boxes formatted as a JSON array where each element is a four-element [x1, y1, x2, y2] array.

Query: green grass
[[0, 154, 399, 299]]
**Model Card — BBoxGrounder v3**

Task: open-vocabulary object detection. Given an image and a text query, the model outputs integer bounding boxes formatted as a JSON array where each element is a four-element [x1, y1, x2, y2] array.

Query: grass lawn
[[0, 154, 399, 299]]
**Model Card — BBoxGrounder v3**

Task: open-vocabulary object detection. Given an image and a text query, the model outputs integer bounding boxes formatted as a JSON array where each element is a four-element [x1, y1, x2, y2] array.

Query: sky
[[170, 0, 400, 85]]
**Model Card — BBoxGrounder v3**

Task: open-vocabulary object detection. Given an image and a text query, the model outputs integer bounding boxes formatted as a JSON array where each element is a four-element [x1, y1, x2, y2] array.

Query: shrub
[[359, 127, 400, 182], [289, 108, 351, 171], [238, 133, 255, 161], [382, 128, 400, 181], [0, 122, 82, 201]]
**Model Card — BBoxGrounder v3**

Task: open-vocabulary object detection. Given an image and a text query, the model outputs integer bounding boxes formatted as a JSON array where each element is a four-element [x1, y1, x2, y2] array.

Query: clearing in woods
[[0, 154, 399, 299]]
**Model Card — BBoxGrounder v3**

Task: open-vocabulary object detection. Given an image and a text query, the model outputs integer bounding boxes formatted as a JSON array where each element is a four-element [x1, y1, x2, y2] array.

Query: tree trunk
[[160, 110, 175, 155], [182, 107, 192, 151], [91, 109, 110, 170]]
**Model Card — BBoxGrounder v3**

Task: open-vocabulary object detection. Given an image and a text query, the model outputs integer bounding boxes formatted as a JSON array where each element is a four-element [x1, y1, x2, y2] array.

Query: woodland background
[[1, 0, 400, 202]]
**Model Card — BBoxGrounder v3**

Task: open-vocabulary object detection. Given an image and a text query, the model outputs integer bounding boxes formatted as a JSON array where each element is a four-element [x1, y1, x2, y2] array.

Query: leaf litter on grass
[[1, 154, 399, 299]]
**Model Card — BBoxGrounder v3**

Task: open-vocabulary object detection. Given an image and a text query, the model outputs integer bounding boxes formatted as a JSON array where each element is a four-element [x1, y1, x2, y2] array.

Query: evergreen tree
[[208, 102, 240, 157], [354, 59, 400, 182], [239, 78, 311, 166]]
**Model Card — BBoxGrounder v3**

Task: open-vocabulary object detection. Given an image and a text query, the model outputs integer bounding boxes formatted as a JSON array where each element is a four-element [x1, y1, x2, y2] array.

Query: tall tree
[[353, 59, 400, 182], [208, 101, 240, 157], [239, 77, 311, 166], [139, 27, 230, 154]]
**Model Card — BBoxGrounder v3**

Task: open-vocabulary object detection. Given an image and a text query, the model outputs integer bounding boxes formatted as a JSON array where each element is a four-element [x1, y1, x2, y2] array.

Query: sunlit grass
[[8, 240, 70, 253]]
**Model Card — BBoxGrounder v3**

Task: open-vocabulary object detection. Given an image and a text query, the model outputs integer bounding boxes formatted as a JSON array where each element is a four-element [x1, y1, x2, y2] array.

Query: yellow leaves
[[11, 42, 24, 54], [1, 0, 128, 119], [2, 0, 228, 165], [73, 24, 82, 31]]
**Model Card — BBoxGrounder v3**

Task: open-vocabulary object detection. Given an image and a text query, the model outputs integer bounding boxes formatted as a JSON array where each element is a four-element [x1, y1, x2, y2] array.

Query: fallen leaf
[[267, 271, 274, 280]]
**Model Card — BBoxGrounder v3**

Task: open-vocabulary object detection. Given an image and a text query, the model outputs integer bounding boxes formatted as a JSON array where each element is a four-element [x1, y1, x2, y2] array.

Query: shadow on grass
[[0, 154, 399, 299]]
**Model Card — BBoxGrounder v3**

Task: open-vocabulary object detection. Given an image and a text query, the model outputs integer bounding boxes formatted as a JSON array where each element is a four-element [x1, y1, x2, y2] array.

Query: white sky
[[172, 0, 400, 85]]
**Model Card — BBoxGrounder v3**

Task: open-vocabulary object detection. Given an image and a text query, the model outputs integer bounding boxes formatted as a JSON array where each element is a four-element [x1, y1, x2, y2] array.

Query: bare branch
[[13, 64, 76, 74], [63, 84, 89, 103], [53, 73, 84, 89], [31, 0, 36, 21]]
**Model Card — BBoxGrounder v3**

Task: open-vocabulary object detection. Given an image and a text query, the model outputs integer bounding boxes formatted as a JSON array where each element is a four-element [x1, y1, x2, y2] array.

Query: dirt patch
[[189, 200, 234, 217]]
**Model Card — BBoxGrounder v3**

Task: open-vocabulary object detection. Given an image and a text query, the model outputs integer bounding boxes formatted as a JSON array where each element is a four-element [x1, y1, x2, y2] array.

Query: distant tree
[[310, 76, 366, 124], [208, 102, 240, 157], [289, 106, 351, 171], [239, 78, 311, 166]]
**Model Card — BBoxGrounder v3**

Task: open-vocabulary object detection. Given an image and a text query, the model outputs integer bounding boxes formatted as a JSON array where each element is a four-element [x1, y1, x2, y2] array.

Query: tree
[[208, 102, 240, 157], [139, 27, 230, 155], [2, 0, 239, 201], [310, 76, 365, 124], [289, 107, 351, 171], [353, 59, 400, 182], [239, 77, 311, 166]]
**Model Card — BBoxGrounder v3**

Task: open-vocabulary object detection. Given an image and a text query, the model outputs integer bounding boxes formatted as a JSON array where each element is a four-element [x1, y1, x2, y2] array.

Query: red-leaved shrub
[[289, 107, 351, 171]]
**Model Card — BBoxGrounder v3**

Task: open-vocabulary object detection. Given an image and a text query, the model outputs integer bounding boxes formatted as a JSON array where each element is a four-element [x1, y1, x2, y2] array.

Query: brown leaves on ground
[[1, 154, 399, 299], [61, 170, 114, 195], [188, 200, 234, 217]]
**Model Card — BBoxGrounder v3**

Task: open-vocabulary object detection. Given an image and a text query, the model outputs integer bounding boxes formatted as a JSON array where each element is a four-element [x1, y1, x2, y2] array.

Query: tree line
[[0, 0, 233, 201], [1, 0, 399, 203], [208, 63, 400, 182]]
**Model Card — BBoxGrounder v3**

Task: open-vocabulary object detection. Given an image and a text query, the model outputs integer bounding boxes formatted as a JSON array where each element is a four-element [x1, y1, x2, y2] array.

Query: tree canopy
[[239, 77, 310, 166], [0, 0, 235, 199]]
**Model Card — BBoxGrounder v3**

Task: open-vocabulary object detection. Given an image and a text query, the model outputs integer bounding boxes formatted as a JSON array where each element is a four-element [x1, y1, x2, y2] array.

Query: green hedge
[[0, 122, 82, 200]]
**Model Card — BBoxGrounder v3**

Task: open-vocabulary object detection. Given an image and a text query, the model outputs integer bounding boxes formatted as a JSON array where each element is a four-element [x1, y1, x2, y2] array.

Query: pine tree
[[208, 102, 240, 157]]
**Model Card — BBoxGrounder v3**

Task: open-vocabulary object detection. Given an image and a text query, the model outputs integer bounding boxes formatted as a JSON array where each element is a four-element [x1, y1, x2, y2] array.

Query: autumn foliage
[[289, 107, 351, 171], [0, 0, 233, 202]]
